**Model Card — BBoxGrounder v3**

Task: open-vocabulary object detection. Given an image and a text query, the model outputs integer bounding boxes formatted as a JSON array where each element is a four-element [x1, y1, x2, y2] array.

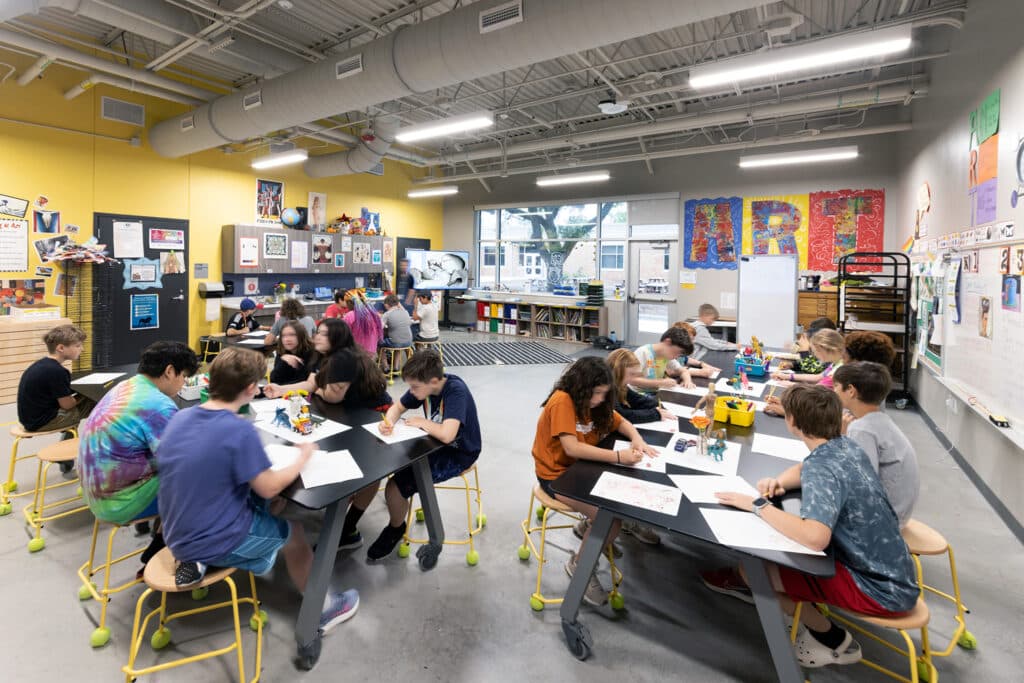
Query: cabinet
[[474, 300, 607, 344], [797, 292, 839, 329], [221, 225, 385, 275]]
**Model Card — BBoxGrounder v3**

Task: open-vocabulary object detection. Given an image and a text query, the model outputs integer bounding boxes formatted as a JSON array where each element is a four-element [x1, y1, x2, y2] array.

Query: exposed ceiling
[[0, 0, 967, 189]]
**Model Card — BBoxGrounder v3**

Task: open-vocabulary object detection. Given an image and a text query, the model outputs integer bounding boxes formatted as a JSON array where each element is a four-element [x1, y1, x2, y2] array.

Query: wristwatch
[[752, 497, 771, 517]]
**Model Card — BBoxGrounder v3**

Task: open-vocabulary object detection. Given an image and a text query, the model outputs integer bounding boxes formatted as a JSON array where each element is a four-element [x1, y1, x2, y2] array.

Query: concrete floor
[[1, 330, 1021, 682]]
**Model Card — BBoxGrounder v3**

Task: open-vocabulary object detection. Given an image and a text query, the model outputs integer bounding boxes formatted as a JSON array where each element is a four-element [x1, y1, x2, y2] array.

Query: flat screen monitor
[[406, 250, 470, 291], [314, 286, 333, 300]]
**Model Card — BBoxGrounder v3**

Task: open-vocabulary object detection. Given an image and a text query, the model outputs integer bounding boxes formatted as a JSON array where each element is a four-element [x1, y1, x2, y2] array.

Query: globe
[[281, 208, 301, 226]]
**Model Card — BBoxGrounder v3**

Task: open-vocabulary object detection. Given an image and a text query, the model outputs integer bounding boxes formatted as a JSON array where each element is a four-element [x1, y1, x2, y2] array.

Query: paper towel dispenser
[[198, 282, 225, 298]]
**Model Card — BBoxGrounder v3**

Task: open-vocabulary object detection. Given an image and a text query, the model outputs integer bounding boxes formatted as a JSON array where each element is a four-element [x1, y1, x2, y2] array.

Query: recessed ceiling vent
[[101, 96, 145, 126], [243, 90, 263, 110], [181, 115, 195, 131], [480, 0, 523, 34]]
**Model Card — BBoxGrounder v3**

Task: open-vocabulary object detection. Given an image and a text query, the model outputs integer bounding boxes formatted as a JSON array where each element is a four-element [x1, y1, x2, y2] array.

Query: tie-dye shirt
[[79, 375, 177, 524], [800, 436, 918, 612]]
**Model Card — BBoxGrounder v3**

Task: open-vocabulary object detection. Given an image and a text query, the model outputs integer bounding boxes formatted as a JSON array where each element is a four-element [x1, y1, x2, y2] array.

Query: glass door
[[627, 241, 678, 345]]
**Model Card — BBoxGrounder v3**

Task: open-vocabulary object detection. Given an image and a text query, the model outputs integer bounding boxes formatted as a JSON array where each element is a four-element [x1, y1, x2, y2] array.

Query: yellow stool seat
[[378, 346, 415, 385], [901, 519, 949, 556], [533, 484, 573, 513], [10, 424, 74, 439], [413, 339, 444, 363], [1, 424, 78, 514], [38, 439, 79, 463], [856, 597, 931, 631], [21, 437, 88, 552], [144, 549, 235, 592], [402, 464, 484, 566]]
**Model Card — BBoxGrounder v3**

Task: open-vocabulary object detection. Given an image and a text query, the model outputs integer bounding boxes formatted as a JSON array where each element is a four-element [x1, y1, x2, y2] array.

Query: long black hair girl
[[542, 356, 616, 435]]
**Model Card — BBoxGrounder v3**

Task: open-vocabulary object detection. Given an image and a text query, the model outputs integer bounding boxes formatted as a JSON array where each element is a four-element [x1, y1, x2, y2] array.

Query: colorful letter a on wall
[[684, 197, 742, 269], [742, 195, 809, 270], [807, 189, 885, 272]]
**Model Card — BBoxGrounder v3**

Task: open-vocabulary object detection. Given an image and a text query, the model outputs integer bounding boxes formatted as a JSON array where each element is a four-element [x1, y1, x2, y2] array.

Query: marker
[[381, 413, 391, 428], [766, 385, 776, 400]]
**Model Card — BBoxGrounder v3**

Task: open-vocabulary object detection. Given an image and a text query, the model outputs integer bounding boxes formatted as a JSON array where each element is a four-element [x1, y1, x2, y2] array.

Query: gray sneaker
[[622, 521, 660, 545], [564, 555, 608, 607], [571, 518, 623, 558]]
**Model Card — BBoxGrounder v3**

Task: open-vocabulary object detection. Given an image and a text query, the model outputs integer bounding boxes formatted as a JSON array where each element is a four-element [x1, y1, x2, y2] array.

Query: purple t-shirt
[[156, 407, 271, 564]]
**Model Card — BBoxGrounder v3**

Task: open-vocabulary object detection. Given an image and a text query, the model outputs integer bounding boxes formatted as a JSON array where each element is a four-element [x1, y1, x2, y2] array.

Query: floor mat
[[441, 342, 574, 367]]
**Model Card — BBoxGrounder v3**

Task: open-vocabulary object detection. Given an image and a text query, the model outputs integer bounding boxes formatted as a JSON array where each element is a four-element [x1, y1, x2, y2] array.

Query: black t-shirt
[[396, 272, 413, 298], [17, 357, 72, 431], [320, 348, 392, 410], [226, 311, 260, 333], [269, 350, 318, 385]]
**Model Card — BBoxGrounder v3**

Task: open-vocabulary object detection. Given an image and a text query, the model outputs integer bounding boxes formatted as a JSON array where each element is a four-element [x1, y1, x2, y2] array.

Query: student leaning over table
[[225, 297, 269, 336], [630, 326, 698, 392], [765, 329, 846, 416]]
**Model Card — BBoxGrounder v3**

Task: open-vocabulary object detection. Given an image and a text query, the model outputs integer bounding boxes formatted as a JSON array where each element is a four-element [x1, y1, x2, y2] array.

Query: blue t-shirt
[[156, 407, 271, 565], [800, 436, 918, 612], [400, 374, 481, 457]]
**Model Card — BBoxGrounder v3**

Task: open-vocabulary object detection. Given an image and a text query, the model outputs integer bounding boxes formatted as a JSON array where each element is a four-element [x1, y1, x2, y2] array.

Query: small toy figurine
[[751, 336, 763, 359], [740, 369, 750, 391], [292, 404, 315, 435], [272, 406, 290, 430], [707, 429, 727, 461]]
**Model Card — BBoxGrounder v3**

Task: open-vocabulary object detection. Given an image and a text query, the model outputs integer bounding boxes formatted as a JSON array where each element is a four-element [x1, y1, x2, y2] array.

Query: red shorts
[[778, 562, 900, 617]]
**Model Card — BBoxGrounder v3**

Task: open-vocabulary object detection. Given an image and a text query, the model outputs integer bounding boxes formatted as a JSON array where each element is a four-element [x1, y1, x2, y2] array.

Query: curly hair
[[542, 357, 615, 435], [844, 330, 896, 368], [606, 348, 640, 405]]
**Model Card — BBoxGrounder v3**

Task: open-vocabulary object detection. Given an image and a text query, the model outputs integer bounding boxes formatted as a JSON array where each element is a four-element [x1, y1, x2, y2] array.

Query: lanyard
[[424, 397, 444, 422]]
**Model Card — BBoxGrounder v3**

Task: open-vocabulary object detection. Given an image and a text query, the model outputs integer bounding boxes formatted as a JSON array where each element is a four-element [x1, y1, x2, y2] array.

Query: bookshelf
[[474, 299, 607, 344]]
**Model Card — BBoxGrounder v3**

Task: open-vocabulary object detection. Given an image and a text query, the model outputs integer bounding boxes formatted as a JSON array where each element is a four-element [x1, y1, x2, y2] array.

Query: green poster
[[977, 89, 1000, 143]]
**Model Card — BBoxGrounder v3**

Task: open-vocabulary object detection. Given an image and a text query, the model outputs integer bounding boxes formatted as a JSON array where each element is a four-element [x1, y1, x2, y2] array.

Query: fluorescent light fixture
[[395, 111, 494, 143], [739, 146, 858, 169], [408, 186, 459, 198], [689, 25, 912, 89], [536, 170, 611, 187], [251, 148, 308, 169]]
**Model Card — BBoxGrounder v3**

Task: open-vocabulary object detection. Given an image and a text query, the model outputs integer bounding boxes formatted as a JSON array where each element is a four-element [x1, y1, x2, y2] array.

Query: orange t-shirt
[[532, 390, 623, 481]]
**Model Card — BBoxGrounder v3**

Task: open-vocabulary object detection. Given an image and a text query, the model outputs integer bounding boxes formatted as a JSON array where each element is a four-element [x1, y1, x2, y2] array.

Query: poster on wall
[[291, 240, 309, 270], [256, 179, 284, 225], [742, 195, 809, 270], [967, 89, 1000, 226], [807, 189, 885, 272], [308, 192, 326, 229], [123, 257, 161, 290], [130, 293, 159, 330], [311, 235, 332, 264], [148, 228, 185, 250], [979, 297, 993, 338], [1, 279, 46, 315], [334, 253, 345, 269], [263, 232, 288, 259], [352, 242, 370, 264], [33, 235, 69, 262], [0, 219, 28, 272], [239, 237, 259, 267], [33, 210, 59, 234], [917, 274, 944, 371], [159, 250, 184, 275], [371, 249, 382, 265], [0, 194, 29, 218], [341, 236, 352, 252], [113, 220, 144, 258], [382, 239, 394, 265], [54, 273, 77, 297], [243, 277, 259, 296], [1003, 275, 1021, 312], [683, 197, 741, 270]]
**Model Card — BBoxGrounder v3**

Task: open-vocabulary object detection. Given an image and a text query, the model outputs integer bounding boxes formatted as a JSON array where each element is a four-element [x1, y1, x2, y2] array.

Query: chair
[[793, 598, 938, 683], [517, 484, 623, 611], [22, 437, 89, 552], [413, 338, 444, 363], [378, 345, 414, 385], [901, 518, 977, 655], [398, 464, 484, 566], [198, 335, 222, 365], [122, 548, 265, 683], [0, 423, 78, 516], [78, 514, 160, 647]]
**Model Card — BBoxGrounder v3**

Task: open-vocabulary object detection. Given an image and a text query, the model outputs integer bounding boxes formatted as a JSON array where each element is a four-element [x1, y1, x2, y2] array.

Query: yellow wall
[[0, 53, 444, 351]]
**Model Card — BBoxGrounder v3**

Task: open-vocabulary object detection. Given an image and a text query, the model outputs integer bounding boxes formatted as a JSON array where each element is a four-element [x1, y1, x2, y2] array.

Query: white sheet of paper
[[250, 398, 287, 417], [668, 474, 759, 504], [590, 471, 682, 516], [254, 416, 351, 444], [700, 508, 825, 556], [633, 417, 679, 434], [362, 421, 427, 444], [661, 402, 695, 418], [290, 241, 308, 269], [264, 445, 364, 488], [237, 338, 267, 346], [112, 220, 143, 258], [71, 372, 125, 385], [707, 369, 721, 380], [243, 330, 266, 337], [750, 400, 767, 412], [662, 434, 741, 475], [612, 440, 667, 473], [765, 379, 790, 388], [663, 385, 708, 398], [751, 433, 810, 462], [715, 377, 766, 398]]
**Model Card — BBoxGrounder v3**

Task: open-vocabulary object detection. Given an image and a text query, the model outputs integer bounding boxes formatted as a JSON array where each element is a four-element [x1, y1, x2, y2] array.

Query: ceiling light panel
[[738, 146, 858, 168]]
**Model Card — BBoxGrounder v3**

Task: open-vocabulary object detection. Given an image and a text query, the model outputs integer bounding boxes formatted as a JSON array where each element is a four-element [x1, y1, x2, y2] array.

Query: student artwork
[[148, 228, 184, 250], [308, 192, 326, 228], [256, 179, 284, 225], [0, 218, 28, 272], [64, 223, 80, 234], [382, 239, 394, 265], [54, 273, 77, 297], [123, 257, 161, 290], [263, 232, 288, 259], [742, 194, 809, 270], [371, 249, 382, 265], [33, 210, 60, 234], [311, 235, 332, 264], [360, 208, 381, 234], [159, 250, 184, 275], [239, 237, 259, 267], [807, 189, 885, 272], [341, 236, 352, 252], [0, 279, 46, 314], [130, 293, 159, 330], [0, 193, 29, 218], [999, 246, 1011, 274], [334, 253, 345, 269], [979, 297, 992, 338], [683, 197, 741, 269], [34, 266, 52, 278], [33, 235, 69, 262], [352, 242, 371, 264], [1003, 275, 1021, 312], [34, 195, 49, 209], [1016, 247, 1024, 274], [968, 90, 999, 226]]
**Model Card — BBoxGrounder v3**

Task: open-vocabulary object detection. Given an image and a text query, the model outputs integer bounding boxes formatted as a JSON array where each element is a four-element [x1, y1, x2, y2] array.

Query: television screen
[[407, 250, 470, 291]]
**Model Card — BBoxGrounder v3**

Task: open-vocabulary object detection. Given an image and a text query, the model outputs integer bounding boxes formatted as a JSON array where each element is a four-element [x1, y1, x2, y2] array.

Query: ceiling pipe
[[412, 123, 913, 184], [304, 116, 399, 178], [295, 122, 429, 167], [146, 0, 771, 159], [64, 74, 205, 106], [427, 83, 926, 166], [15, 53, 53, 85]]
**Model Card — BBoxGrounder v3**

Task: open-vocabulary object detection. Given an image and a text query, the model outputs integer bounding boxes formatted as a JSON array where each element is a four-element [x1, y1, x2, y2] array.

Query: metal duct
[[64, 74, 204, 106], [147, 0, 769, 159], [304, 116, 399, 177], [297, 122, 429, 167]]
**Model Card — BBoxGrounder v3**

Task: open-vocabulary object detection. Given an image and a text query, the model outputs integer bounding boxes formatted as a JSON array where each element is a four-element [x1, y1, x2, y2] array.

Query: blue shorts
[[392, 447, 478, 498], [209, 506, 290, 576]]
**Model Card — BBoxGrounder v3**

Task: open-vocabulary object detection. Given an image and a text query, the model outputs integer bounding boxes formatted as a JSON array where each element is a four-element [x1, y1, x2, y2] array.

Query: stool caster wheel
[[2, 481, 17, 493], [150, 627, 171, 650], [466, 550, 479, 566], [90, 626, 111, 648], [0, 503, 12, 516], [561, 619, 593, 660], [535, 505, 546, 521], [191, 587, 209, 601], [397, 542, 411, 558], [957, 630, 978, 649], [415, 508, 424, 523], [529, 596, 544, 612], [249, 609, 268, 631], [609, 591, 625, 611], [79, 583, 96, 601], [517, 545, 531, 561], [28, 537, 45, 553], [476, 513, 487, 527], [416, 544, 440, 570]]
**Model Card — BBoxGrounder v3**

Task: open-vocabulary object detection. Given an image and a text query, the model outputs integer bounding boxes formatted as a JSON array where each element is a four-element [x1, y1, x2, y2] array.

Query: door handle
[[627, 294, 636, 304]]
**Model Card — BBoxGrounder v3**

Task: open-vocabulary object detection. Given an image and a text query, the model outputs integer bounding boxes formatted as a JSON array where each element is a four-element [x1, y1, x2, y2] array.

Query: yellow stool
[[414, 339, 444, 363], [78, 514, 160, 648], [0, 423, 78, 516], [378, 346, 414, 385], [198, 335, 222, 364], [22, 437, 89, 552], [399, 464, 485, 566], [517, 484, 623, 612], [122, 548, 264, 683], [793, 598, 938, 683], [902, 518, 977, 655]]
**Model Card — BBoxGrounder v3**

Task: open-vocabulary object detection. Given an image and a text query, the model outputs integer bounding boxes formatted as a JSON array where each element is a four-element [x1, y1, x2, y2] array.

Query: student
[[17, 324, 94, 437], [269, 321, 319, 386], [225, 298, 267, 337], [606, 348, 676, 425], [707, 384, 919, 668], [690, 303, 738, 361], [779, 317, 837, 375], [394, 258, 416, 313], [672, 321, 720, 378], [361, 351, 481, 560], [323, 290, 346, 319], [264, 298, 316, 345], [413, 291, 440, 342], [833, 362, 919, 527], [156, 347, 359, 632], [844, 330, 897, 369], [631, 327, 697, 391], [766, 330, 846, 416], [380, 294, 414, 348], [341, 290, 383, 356], [533, 357, 658, 604]]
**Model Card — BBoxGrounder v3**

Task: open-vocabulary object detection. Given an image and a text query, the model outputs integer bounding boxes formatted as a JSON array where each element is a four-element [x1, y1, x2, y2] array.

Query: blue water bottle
[[609, 331, 617, 343]]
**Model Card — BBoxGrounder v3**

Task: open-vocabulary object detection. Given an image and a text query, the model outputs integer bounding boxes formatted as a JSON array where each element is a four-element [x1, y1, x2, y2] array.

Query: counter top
[[220, 295, 384, 310]]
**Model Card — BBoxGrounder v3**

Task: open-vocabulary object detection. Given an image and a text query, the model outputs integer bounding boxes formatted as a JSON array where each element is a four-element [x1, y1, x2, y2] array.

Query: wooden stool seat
[[143, 548, 236, 593], [852, 597, 930, 630], [533, 484, 573, 513], [38, 438, 79, 463], [901, 519, 949, 555], [10, 424, 71, 439]]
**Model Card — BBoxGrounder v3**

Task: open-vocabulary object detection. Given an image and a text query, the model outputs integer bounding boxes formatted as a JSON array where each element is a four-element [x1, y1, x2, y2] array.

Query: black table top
[[71, 363, 139, 403]]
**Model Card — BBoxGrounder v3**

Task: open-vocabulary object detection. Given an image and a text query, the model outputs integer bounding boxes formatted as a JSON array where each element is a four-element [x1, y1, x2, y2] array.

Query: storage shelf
[[473, 299, 607, 344]]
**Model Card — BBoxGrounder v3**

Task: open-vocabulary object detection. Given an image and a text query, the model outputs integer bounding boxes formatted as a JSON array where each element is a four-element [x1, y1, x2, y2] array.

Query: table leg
[[411, 456, 445, 570], [558, 508, 614, 660], [740, 556, 804, 683], [294, 500, 345, 671]]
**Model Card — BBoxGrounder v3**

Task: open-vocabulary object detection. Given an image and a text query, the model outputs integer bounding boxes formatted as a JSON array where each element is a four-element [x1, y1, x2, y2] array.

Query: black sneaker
[[134, 520, 151, 536], [366, 522, 407, 561], [175, 560, 207, 588], [337, 529, 363, 551]]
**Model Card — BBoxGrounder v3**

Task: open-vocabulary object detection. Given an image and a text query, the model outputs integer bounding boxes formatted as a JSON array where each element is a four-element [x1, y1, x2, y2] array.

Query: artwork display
[[312, 235, 332, 264], [33, 210, 59, 233], [807, 189, 885, 272], [159, 250, 184, 275], [256, 179, 284, 225], [334, 253, 345, 268], [0, 194, 29, 218], [968, 90, 1000, 226], [0, 219, 28, 272], [308, 192, 326, 229], [123, 257, 161, 290], [352, 242, 371, 264], [263, 232, 288, 259], [683, 197, 741, 270], [148, 228, 185, 250], [1, 279, 46, 315], [742, 195, 809, 270]]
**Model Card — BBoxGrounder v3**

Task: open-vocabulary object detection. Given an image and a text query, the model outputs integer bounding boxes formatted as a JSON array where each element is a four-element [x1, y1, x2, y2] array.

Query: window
[[600, 244, 624, 270], [483, 245, 497, 266], [601, 201, 628, 238], [664, 251, 671, 270]]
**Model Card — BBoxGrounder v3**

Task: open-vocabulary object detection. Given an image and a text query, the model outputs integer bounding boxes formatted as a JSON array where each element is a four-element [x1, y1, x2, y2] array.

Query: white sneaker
[[621, 521, 660, 545], [794, 628, 862, 668], [564, 556, 608, 607]]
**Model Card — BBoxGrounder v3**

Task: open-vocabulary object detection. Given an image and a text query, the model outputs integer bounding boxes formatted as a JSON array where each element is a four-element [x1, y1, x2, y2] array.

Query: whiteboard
[[737, 255, 799, 349]]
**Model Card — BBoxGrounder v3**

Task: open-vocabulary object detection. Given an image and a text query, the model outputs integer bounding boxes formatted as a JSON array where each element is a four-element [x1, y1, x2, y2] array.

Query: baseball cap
[[240, 298, 257, 311]]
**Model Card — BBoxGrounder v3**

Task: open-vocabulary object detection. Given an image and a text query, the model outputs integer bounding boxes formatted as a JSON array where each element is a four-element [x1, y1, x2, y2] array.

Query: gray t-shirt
[[270, 315, 316, 339], [847, 411, 919, 528], [382, 306, 413, 346]]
